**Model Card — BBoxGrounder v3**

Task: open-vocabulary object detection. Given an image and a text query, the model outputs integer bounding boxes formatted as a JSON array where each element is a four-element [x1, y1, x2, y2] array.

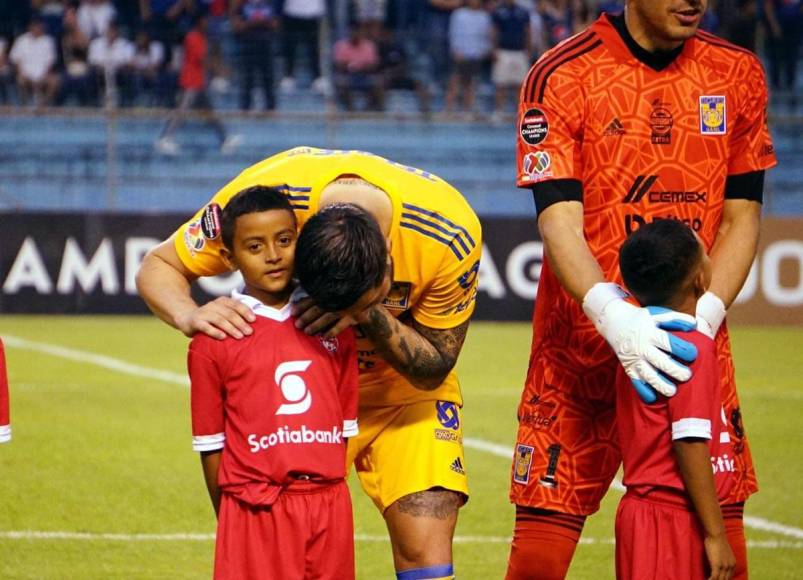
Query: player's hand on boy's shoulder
[[704, 532, 736, 580], [583, 283, 699, 404], [177, 297, 256, 340]]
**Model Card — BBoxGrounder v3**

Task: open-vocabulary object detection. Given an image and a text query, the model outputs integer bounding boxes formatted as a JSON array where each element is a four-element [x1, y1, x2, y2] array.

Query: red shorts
[[615, 493, 707, 580], [214, 480, 354, 580], [509, 382, 620, 516]]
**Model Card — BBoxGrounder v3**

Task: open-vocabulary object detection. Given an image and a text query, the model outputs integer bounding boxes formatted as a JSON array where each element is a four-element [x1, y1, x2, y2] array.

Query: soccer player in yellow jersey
[[136, 147, 482, 580]]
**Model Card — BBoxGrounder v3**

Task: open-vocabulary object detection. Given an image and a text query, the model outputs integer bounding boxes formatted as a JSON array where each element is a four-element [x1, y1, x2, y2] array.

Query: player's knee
[[387, 490, 462, 569]]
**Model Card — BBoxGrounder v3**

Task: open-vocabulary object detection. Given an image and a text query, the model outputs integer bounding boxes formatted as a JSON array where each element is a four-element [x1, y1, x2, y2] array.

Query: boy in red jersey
[[188, 187, 391, 579], [616, 219, 736, 580]]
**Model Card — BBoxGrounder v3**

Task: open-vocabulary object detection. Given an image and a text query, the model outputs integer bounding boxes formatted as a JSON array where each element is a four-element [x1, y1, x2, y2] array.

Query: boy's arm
[[200, 450, 222, 517], [188, 339, 226, 518], [674, 440, 735, 580]]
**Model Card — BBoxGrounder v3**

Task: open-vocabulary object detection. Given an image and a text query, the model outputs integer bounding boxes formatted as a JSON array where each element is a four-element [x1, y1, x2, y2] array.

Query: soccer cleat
[[279, 77, 296, 93], [311, 76, 331, 96], [220, 134, 243, 155], [155, 137, 179, 156]]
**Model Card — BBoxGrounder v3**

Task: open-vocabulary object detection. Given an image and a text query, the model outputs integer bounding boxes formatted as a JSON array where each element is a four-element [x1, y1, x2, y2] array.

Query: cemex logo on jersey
[[275, 360, 312, 415], [623, 175, 707, 204]]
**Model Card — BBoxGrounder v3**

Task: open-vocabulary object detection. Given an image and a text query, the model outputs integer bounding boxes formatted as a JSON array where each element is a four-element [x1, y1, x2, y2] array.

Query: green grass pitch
[[0, 316, 801, 578]]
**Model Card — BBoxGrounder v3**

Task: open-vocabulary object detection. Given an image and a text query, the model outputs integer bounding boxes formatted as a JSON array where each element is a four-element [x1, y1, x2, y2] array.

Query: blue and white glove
[[583, 283, 699, 404], [695, 291, 726, 340]]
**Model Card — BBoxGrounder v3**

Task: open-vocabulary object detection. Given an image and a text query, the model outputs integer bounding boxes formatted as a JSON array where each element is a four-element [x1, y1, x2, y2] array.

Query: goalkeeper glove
[[695, 291, 726, 340], [583, 283, 698, 404]]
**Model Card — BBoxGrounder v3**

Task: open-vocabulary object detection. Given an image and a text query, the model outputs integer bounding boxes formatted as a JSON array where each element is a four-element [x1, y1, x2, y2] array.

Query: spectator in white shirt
[[446, 0, 492, 113], [280, 0, 327, 93], [131, 29, 166, 106], [88, 21, 135, 105], [9, 18, 60, 105], [77, 0, 117, 40]]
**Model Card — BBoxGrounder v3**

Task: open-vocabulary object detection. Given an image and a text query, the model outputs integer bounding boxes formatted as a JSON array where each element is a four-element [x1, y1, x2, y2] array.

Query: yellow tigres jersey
[[174, 147, 482, 408]]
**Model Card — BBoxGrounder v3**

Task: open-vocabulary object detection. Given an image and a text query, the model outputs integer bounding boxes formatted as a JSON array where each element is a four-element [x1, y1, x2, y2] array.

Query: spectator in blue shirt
[[230, 0, 278, 111]]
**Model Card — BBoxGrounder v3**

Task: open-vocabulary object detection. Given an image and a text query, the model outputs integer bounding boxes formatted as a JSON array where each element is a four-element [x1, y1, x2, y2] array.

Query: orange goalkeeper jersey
[[516, 13, 776, 403]]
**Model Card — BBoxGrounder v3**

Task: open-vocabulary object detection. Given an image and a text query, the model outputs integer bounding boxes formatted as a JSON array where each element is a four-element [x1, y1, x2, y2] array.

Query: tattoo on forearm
[[395, 490, 463, 520], [361, 307, 470, 388], [367, 307, 394, 340]]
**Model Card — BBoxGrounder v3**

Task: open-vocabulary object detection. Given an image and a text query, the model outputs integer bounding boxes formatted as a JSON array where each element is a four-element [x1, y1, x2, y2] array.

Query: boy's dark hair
[[220, 186, 295, 250], [619, 220, 701, 307], [295, 204, 388, 312]]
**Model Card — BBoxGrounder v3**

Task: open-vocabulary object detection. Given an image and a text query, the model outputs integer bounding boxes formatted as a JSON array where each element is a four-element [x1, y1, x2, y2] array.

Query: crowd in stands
[[0, 0, 799, 114]]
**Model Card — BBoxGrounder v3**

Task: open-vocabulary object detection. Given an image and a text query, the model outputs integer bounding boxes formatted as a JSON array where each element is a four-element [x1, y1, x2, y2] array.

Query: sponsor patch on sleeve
[[201, 203, 222, 239], [520, 108, 550, 145]]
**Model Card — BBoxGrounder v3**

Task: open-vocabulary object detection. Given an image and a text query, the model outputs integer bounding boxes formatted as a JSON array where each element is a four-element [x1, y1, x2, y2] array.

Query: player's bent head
[[295, 203, 389, 313], [619, 220, 702, 308], [221, 186, 296, 251], [626, 0, 706, 47]]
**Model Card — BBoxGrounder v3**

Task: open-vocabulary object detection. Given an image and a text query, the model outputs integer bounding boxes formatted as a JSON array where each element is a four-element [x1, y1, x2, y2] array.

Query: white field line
[[2, 335, 188, 386], [4, 335, 802, 540], [0, 530, 801, 549]]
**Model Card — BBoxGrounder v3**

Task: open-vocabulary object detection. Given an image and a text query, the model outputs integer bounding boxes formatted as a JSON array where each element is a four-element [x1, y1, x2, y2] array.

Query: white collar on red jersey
[[231, 289, 294, 322]]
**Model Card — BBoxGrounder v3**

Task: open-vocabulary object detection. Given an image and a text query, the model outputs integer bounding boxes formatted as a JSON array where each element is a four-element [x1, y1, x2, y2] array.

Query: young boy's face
[[224, 209, 297, 305]]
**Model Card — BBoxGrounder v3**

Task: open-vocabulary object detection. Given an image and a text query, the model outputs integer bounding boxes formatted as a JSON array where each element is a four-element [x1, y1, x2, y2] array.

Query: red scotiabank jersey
[[516, 14, 776, 502], [0, 339, 10, 443], [188, 292, 359, 507], [617, 331, 734, 502]]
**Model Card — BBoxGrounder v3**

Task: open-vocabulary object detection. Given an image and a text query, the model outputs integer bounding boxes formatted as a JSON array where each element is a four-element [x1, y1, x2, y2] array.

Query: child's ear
[[220, 247, 236, 271], [692, 263, 708, 299]]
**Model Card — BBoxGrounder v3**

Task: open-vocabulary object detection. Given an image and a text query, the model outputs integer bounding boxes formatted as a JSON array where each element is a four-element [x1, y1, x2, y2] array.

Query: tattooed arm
[[356, 306, 470, 391]]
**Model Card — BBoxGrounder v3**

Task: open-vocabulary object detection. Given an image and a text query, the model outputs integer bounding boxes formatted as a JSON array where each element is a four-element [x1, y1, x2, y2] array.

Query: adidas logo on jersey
[[450, 457, 466, 475], [603, 117, 625, 136]]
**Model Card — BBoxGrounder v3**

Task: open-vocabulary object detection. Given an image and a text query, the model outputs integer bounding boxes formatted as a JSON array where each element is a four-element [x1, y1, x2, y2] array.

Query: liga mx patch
[[521, 151, 552, 182], [382, 282, 411, 310], [699, 95, 726, 135], [513, 443, 535, 484], [183, 218, 205, 255]]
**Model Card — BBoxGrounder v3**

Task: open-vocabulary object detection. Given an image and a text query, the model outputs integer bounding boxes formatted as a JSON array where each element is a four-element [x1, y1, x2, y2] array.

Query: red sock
[[506, 506, 586, 580], [723, 502, 748, 580]]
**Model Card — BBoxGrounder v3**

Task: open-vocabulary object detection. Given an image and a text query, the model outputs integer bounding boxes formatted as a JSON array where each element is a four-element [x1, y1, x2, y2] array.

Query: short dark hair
[[295, 204, 388, 312], [619, 220, 701, 307], [220, 186, 295, 250]]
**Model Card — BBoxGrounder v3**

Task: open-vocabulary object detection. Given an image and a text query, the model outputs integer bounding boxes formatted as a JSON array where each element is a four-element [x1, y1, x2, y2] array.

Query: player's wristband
[[696, 291, 726, 338], [582, 282, 630, 324]]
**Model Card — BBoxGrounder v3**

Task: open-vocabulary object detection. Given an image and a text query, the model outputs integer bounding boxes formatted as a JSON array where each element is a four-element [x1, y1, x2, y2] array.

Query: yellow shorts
[[348, 400, 470, 513]]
